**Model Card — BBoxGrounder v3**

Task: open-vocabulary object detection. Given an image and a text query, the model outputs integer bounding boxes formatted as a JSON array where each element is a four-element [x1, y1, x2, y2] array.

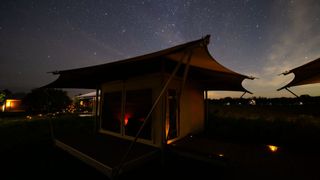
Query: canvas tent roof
[[278, 57, 320, 90], [77, 91, 96, 98], [44, 35, 252, 92]]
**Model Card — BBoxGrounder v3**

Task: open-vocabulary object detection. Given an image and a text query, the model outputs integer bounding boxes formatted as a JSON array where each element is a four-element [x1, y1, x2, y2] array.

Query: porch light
[[267, 145, 278, 153], [6, 100, 11, 108]]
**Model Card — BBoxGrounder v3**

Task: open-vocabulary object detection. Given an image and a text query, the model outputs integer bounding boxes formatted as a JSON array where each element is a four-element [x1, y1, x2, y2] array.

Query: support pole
[[285, 87, 299, 98], [240, 91, 247, 99], [94, 88, 100, 134], [204, 90, 209, 134]]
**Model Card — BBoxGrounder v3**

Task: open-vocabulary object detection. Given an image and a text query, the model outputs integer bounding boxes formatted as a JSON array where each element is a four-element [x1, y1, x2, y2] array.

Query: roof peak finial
[[203, 34, 210, 45]]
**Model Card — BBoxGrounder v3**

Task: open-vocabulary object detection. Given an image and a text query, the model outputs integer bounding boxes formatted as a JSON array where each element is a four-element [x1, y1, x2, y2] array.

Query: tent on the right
[[278, 57, 320, 96]]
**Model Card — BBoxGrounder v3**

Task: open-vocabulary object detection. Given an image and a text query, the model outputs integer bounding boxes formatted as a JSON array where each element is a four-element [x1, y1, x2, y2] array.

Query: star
[[0, 0, 319, 98]]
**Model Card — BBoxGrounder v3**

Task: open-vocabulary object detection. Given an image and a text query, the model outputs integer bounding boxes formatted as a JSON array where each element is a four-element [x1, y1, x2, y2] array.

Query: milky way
[[0, 0, 319, 97]]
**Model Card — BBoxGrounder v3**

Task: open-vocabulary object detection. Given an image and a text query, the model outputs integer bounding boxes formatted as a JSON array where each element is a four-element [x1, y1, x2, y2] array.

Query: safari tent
[[278, 57, 320, 95], [1, 99, 24, 112], [44, 35, 252, 178]]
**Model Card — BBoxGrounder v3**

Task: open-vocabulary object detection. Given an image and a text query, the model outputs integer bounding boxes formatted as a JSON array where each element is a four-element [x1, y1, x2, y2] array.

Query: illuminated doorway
[[166, 89, 179, 141]]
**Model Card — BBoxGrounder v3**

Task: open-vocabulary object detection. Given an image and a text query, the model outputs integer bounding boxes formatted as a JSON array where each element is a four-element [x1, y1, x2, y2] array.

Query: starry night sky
[[1, 0, 319, 98]]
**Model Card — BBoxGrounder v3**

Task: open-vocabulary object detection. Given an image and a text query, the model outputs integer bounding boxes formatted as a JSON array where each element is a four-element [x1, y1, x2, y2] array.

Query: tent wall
[[164, 76, 205, 144], [180, 83, 205, 138]]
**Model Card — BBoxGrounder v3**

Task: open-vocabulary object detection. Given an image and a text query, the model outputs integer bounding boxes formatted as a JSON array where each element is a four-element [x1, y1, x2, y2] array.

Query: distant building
[[76, 91, 96, 114], [1, 99, 24, 112]]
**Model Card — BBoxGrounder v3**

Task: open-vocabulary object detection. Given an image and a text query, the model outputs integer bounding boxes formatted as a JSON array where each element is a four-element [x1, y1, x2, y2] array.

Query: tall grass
[[206, 104, 320, 150]]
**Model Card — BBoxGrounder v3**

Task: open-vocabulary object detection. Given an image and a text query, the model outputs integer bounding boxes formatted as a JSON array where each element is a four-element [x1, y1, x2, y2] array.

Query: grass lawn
[[207, 104, 320, 150], [1, 109, 320, 179]]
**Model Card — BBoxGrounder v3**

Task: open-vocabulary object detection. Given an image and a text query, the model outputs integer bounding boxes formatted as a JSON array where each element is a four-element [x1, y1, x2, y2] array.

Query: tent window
[[124, 89, 152, 140], [101, 92, 122, 133]]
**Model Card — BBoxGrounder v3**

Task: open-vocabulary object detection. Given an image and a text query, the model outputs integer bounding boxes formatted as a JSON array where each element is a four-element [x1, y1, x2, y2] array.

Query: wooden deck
[[53, 131, 320, 179], [54, 133, 160, 178], [167, 135, 229, 167]]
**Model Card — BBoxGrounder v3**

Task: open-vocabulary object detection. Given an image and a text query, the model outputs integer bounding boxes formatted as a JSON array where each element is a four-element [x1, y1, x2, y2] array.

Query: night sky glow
[[0, 0, 319, 98]]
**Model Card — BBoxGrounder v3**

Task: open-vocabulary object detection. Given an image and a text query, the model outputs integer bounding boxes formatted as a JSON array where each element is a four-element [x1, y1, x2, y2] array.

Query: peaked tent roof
[[278, 57, 320, 90], [44, 35, 253, 92]]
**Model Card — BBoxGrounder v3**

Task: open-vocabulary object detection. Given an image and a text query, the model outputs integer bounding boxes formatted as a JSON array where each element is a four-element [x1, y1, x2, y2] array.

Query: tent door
[[166, 89, 179, 141]]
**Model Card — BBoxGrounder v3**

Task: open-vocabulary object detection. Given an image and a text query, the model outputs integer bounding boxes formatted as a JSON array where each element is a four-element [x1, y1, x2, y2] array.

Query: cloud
[[244, 1, 320, 96]]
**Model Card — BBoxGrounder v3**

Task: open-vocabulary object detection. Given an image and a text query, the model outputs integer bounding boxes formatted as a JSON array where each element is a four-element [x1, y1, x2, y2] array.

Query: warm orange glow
[[167, 139, 174, 144], [267, 145, 279, 152], [124, 114, 131, 126], [165, 119, 170, 139], [6, 100, 11, 108], [5, 99, 20, 110], [79, 100, 83, 106]]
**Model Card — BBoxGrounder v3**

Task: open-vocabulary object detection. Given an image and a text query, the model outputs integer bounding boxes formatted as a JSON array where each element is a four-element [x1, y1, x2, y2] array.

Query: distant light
[[6, 100, 11, 108], [26, 116, 32, 120], [267, 145, 279, 152], [208, 153, 224, 159], [249, 99, 256, 105]]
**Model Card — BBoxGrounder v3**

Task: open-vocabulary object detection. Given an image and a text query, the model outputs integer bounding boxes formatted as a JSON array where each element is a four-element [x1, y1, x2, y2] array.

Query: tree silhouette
[[0, 89, 12, 105], [23, 88, 71, 113]]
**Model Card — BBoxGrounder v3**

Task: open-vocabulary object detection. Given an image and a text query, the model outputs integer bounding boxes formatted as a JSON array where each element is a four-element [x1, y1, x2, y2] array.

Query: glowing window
[[124, 89, 152, 140], [101, 92, 122, 133]]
